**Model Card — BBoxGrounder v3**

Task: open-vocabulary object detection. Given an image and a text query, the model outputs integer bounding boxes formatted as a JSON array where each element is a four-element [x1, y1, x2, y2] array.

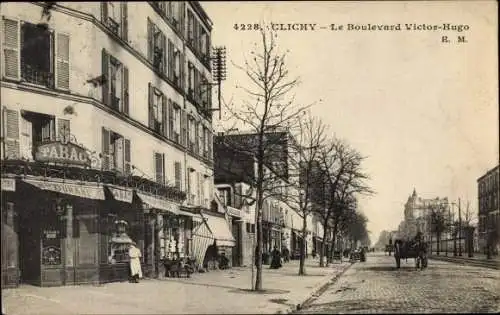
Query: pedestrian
[[270, 245, 282, 269], [128, 241, 142, 283]]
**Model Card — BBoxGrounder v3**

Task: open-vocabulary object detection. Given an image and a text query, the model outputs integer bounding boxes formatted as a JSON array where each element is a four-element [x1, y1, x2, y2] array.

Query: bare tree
[[218, 25, 309, 291], [315, 138, 373, 266], [428, 204, 448, 255], [283, 114, 327, 275]]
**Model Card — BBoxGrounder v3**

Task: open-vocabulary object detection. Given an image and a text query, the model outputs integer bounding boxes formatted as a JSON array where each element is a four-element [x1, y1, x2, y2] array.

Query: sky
[[201, 1, 499, 243]]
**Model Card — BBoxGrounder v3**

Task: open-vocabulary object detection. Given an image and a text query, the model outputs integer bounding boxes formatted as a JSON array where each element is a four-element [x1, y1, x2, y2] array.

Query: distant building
[[477, 165, 499, 255], [401, 189, 450, 244]]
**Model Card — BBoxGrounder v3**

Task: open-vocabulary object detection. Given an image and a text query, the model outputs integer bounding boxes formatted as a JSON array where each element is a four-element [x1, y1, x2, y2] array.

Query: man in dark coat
[[270, 246, 282, 269]]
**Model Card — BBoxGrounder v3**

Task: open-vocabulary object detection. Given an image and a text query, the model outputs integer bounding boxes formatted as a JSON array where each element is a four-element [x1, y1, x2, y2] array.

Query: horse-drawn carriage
[[393, 239, 428, 270]]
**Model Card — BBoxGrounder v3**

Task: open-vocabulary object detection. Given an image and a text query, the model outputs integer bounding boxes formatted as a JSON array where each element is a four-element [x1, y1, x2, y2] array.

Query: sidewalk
[[2, 259, 352, 315], [429, 252, 500, 269]]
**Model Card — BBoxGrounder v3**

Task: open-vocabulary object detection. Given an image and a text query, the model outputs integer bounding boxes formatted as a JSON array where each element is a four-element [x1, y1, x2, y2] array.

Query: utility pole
[[459, 198, 462, 256]]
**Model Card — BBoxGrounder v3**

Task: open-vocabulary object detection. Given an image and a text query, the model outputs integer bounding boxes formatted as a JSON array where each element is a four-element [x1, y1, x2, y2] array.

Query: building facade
[[1, 1, 218, 287], [477, 165, 499, 255], [213, 130, 318, 264], [400, 189, 450, 245]]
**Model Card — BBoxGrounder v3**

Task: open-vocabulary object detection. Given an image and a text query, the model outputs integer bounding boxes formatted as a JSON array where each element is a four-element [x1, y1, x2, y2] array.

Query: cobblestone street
[[296, 253, 500, 314]]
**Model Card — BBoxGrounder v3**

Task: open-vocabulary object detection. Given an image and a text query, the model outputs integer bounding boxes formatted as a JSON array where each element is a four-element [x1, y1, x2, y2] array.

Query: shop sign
[[227, 206, 241, 217], [24, 179, 105, 200], [107, 186, 133, 203], [1, 178, 16, 191], [35, 141, 91, 166]]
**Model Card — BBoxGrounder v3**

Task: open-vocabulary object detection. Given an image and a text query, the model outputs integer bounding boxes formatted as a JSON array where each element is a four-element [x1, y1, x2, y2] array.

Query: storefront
[[1, 142, 185, 287]]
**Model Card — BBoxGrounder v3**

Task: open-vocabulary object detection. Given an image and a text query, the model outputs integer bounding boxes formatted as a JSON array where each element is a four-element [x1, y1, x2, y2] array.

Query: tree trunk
[[328, 223, 338, 263], [319, 227, 328, 267], [299, 214, 307, 275], [436, 233, 440, 255]]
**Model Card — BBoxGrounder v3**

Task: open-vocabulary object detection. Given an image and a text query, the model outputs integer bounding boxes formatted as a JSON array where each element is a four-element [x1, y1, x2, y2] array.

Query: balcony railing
[[21, 64, 54, 88]]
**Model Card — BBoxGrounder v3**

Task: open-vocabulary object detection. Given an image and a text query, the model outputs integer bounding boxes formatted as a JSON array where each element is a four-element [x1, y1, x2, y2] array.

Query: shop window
[[102, 128, 131, 174]]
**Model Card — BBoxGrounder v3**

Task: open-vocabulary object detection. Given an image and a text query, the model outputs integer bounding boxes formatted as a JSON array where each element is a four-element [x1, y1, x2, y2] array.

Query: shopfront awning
[[178, 210, 202, 218], [105, 185, 134, 203], [204, 214, 236, 247], [135, 191, 179, 215], [22, 178, 105, 200]]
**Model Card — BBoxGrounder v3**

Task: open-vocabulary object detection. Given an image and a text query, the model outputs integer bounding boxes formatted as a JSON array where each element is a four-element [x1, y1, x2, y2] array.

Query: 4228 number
[[234, 23, 262, 31]]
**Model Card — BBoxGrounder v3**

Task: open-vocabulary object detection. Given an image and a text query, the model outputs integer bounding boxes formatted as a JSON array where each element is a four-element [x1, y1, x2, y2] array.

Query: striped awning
[[204, 214, 236, 247], [136, 192, 179, 215], [22, 178, 105, 200], [191, 217, 215, 266]]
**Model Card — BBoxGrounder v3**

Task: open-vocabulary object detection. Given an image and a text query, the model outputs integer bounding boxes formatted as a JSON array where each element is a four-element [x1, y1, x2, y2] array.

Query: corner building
[[1, 2, 215, 287]]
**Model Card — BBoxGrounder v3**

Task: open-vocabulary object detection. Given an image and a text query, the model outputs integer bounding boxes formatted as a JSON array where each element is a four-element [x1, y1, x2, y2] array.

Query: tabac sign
[[35, 141, 91, 167]]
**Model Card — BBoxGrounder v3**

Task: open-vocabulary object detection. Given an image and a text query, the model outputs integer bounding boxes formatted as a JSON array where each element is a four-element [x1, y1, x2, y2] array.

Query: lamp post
[[458, 198, 462, 256]]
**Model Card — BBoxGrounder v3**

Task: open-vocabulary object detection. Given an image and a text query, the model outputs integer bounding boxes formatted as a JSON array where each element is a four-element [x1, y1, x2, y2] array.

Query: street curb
[[429, 255, 500, 270], [276, 262, 354, 314]]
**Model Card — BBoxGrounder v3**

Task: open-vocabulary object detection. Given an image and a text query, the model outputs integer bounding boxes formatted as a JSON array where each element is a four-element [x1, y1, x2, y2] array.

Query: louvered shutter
[[167, 39, 174, 80], [57, 118, 70, 142], [155, 152, 164, 184], [101, 127, 111, 170], [162, 95, 168, 137], [180, 52, 185, 90], [2, 18, 20, 80], [101, 2, 108, 22], [122, 66, 129, 115], [101, 49, 111, 106], [147, 18, 153, 62], [121, 3, 128, 41], [179, 2, 186, 34], [180, 110, 187, 147], [194, 121, 199, 154], [161, 33, 167, 75], [207, 130, 213, 160], [3, 108, 20, 159], [124, 138, 131, 175], [148, 83, 154, 129], [55, 33, 70, 90], [174, 161, 181, 190], [168, 100, 174, 139]]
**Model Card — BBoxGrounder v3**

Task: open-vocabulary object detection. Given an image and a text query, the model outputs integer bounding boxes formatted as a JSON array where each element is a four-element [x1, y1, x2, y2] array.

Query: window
[[19, 111, 57, 160], [188, 63, 195, 97], [187, 10, 195, 44], [101, 2, 128, 39], [102, 128, 131, 174], [203, 127, 209, 158], [102, 50, 129, 115], [148, 84, 166, 135], [147, 19, 166, 73], [1, 19, 70, 90], [218, 188, 231, 207], [198, 123, 204, 156], [173, 49, 181, 86], [155, 152, 165, 185]]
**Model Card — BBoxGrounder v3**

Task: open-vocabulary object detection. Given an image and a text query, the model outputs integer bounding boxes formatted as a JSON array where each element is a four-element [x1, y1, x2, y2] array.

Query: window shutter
[[101, 2, 108, 22], [180, 52, 185, 90], [161, 33, 167, 75], [148, 83, 154, 129], [55, 33, 70, 90], [167, 39, 174, 80], [2, 17, 20, 80], [124, 138, 131, 175], [162, 95, 168, 137], [174, 161, 181, 190], [57, 118, 70, 142], [207, 130, 212, 160], [147, 18, 153, 63], [101, 49, 111, 106], [168, 100, 174, 140], [3, 108, 20, 159], [101, 127, 110, 170], [155, 152, 164, 184], [179, 2, 185, 34], [121, 3, 128, 41], [195, 121, 199, 153], [196, 172, 201, 205], [122, 66, 129, 115], [180, 109, 187, 147]]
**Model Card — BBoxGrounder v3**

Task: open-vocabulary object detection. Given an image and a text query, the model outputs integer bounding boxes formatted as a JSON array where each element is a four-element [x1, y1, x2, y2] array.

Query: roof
[[477, 165, 499, 182]]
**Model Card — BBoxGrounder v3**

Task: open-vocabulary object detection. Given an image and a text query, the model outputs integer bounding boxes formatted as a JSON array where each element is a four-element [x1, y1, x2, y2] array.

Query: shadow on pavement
[[362, 266, 417, 272], [230, 288, 291, 295]]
